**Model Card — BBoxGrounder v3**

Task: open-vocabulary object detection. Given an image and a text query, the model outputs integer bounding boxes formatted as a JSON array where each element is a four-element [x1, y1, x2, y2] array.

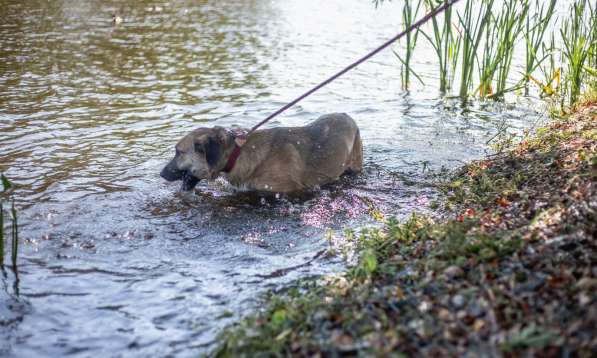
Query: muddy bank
[[213, 100, 597, 356]]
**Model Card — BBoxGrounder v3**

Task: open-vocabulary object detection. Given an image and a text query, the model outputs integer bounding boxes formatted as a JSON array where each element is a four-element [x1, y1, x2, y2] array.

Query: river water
[[0, 0, 545, 356]]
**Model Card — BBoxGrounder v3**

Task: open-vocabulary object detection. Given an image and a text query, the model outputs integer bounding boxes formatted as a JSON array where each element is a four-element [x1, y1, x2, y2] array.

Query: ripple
[[0, 0, 547, 356]]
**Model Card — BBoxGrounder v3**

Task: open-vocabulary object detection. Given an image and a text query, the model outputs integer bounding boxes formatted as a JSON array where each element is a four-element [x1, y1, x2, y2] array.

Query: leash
[[249, 0, 460, 134], [223, 0, 460, 173]]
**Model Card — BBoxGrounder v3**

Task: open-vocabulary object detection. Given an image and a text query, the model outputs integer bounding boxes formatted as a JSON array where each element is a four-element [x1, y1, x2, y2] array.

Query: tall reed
[[492, 0, 529, 98], [393, 0, 423, 89], [457, 0, 493, 98], [560, 0, 594, 106], [421, 0, 455, 93], [11, 201, 18, 270], [0, 201, 4, 267], [0, 173, 18, 270], [523, 0, 556, 95]]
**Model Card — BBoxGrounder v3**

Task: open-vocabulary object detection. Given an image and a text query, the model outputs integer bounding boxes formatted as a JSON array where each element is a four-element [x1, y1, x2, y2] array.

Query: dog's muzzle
[[160, 160, 184, 181], [160, 160, 200, 191]]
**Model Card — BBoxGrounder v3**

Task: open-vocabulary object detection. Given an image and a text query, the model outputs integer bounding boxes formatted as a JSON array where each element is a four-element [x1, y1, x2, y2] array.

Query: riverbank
[[213, 97, 596, 357]]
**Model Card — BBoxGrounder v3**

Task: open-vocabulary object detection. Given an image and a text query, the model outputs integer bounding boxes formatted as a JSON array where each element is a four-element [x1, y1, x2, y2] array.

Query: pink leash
[[249, 0, 461, 134], [223, 0, 461, 173]]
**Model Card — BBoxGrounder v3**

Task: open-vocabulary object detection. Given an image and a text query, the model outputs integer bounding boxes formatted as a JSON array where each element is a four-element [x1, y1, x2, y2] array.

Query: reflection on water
[[0, 0, 544, 356]]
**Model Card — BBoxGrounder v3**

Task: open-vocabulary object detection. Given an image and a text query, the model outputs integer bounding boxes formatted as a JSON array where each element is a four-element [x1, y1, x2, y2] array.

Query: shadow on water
[[0, 0, 548, 356]]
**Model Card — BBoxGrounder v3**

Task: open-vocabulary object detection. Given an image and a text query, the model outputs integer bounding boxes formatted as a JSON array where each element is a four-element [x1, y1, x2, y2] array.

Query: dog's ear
[[204, 136, 220, 168]]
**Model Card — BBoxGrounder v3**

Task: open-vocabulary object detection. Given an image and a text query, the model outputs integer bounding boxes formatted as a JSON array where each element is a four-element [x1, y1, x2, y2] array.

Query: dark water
[[0, 0, 545, 356]]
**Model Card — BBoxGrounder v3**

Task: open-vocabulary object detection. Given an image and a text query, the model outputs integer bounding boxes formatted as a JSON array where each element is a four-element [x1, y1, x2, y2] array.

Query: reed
[[0, 201, 4, 267], [490, 0, 529, 98], [421, 0, 455, 93], [456, 0, 493, 98], [11, 201, 18, 270], [1, 173, 18, 269], [393, 0, 424, 89], [523, 0, 556, 95], [560, 0, 594, 106]]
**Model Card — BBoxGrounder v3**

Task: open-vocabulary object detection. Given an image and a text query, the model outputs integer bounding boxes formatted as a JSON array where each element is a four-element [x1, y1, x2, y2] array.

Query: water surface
[[0, 0, 544, 356]]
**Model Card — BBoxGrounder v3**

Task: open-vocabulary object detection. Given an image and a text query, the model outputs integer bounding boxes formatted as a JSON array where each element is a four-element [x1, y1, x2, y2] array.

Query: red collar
[[222, 132, 247, 173]]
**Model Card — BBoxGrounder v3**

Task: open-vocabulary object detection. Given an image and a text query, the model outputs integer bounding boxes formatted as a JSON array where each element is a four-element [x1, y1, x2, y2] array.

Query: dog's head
[[160, 126, 232, 190]]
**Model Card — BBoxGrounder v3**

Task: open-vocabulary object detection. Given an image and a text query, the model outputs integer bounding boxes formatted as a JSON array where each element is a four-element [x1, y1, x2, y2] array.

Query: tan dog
[[160, 113, 362, 193]]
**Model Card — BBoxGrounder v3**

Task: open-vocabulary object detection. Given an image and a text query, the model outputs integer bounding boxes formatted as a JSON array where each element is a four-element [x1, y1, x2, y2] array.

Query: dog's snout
[[160, 160, 183, 181]]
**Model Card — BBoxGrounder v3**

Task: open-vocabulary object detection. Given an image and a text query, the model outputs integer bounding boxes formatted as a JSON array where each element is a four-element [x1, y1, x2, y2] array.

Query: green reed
[[523, 0, 556, 95], [456, 0, 493, 98], [561, 0, 594, 106], [393, 0, 423, 89], [11, 201, 18, 270], [421, 0, 455, 93], [0, 201, 4, 267], [0, 173, 18, 270], [374, 0, 594, 104], [483, 0, 529, 98]]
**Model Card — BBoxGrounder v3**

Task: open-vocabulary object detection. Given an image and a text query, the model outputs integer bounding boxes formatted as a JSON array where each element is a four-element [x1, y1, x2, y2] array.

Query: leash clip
[[234, 136, 246, 147]]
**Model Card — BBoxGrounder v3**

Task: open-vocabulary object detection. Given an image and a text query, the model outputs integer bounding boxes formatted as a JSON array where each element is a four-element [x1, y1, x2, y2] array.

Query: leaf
[[271, 309, 288, 328], [503, 324, 557, 351], [1, 174, 11, 192], [362, 249, 378, 274]]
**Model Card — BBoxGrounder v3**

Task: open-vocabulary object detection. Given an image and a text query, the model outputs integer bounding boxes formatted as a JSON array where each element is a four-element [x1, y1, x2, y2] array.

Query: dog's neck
[[220, 129, 248, 174]]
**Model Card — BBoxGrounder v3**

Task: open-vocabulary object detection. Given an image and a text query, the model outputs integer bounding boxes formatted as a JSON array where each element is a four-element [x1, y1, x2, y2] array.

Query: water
[[0, 0, 545, 356]]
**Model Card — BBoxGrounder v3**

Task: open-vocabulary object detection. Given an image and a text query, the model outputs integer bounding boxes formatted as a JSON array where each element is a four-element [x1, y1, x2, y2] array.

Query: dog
[[160, 113, 362, 193]]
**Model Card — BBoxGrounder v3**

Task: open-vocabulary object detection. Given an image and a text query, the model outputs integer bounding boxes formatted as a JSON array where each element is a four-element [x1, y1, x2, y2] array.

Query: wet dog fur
[[160, 113, 363, 193]]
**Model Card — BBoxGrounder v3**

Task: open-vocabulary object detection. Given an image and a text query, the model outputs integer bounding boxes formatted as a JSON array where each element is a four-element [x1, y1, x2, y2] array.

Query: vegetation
[[560, 0, 595, 106], [381, 0, 596, 105], [523, 0, 556, 95], [421, 0, 456, 93], [1, 173, 19, 271], [393, 0, 423, 89], [213, 88, 596, 356]]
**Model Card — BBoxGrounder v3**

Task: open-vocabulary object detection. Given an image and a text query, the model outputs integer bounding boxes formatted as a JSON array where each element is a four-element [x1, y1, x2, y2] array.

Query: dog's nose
[[160, 161, 183, 181]]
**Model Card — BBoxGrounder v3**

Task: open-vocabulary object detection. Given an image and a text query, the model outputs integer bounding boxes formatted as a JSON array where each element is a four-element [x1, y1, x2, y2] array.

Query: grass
[[212, 92, 597, 356]]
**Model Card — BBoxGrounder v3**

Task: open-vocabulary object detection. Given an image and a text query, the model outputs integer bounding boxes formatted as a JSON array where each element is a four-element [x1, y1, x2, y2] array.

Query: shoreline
[[213, 99, 596, 356]]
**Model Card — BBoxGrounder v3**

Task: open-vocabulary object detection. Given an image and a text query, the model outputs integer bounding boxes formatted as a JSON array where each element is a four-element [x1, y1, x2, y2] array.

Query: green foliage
[[382, 0, 594, 105], [0, 201, 3, 267], [421, 0, 456, 93], [457, 0, 493, 98], [1, 173, 12, 192], [560, 0, 596, 106], [523, 0, 556, 95], [393, 0, 424, 89]]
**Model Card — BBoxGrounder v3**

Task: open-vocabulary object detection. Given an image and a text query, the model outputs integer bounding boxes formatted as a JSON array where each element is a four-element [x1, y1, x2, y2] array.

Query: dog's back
[[228, 113, 362, 192]]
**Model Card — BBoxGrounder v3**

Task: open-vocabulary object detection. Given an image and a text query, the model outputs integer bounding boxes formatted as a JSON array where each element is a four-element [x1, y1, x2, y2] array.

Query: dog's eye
[[194, 143, 203, 153]]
